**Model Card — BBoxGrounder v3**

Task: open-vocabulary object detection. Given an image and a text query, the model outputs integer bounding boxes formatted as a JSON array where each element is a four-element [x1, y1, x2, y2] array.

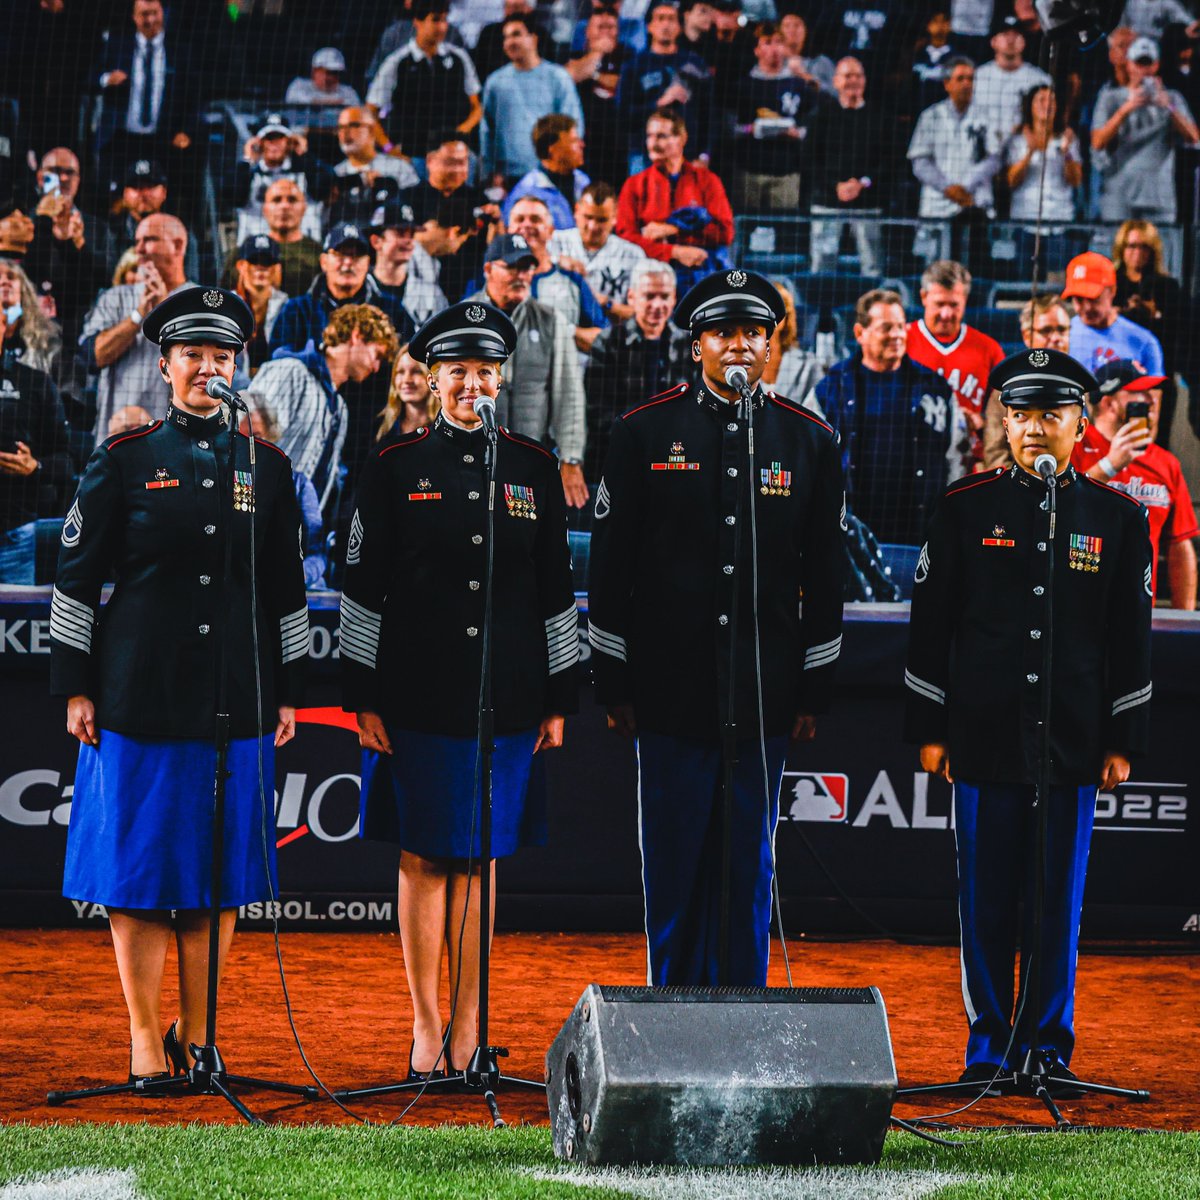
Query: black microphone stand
[[49, 396, 318, 1122], [898, 463, 1149, 1126], [336, 410, 543, 1125]]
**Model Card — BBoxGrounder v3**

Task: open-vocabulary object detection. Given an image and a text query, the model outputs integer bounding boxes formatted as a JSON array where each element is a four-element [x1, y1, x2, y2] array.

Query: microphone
[[724, 364, 751, 398], [473, 394, 498, 438], [1034, 453, 1058, 482], [205, 376, 245, 409]]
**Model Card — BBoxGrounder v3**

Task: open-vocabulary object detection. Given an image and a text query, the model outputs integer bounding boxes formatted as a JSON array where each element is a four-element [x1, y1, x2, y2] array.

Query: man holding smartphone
[[1072, 359, 1197, 607]]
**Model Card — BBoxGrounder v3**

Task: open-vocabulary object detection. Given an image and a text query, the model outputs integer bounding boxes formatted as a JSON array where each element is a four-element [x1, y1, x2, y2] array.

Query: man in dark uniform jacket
[[588, 268, 845, 987], [905, 347, 1153, 1098], [50, 287, 308, 738]]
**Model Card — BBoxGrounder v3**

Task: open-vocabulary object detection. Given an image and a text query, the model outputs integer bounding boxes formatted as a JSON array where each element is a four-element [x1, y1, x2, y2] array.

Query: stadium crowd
[[0, 0, 1196, 606]]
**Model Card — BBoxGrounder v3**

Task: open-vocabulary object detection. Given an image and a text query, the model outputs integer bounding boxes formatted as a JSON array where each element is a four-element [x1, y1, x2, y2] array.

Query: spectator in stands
[[107, 405, 154, 436], [334, 106, 420, 191], [549, 182, 648, 323], [269, 222, 415, 356], [582, 260, 689, 481], [243, 401, 327, 590], [566, 4, 628, 185], [481, 16, 585, 187], [822, 2, 920, 83], [232, 235, 287, 375], [973, 13, 1052, 141], [105, 159, 198, 284], [1004, 84, 1083, 239], [285, 47, 362, 107], [468, 233, 589, 507], [378, 344, 440, 438], [1073, 359, 1197, 608], [364, 6, 468, 88], [807, 56, 885, 275], [1092, 35, 1198, 224], [1119, 0, 1200, 40], [371, 196, 449, 328], [730, 22, 815, 212], [366, 0, 482, 160], [907, 259, 1003, 472], [111, 249, 140, 287], [908, 55, 1002, 223], [911, 9, 959, 117], [474, 0, 545, 81], [982, 293, 1073, 468], [35, 147, 112, 286], [0, 328, 71, 584], [616, 110, 735, 295], [241, 179, 322, 300], [234, 114, 334, 241], [502, 115, 590, 231], [763, 279, 826, 403], [701, 0, 758, 112], [508, 197, 607, 354], [79, 212, 191, 440], [1112, 218, 1189, 436], [618, 2, 713, 170], [408, 131, 501, 306], [247, 303, 399, 521], [0, 261, 62, 377], [1062, 250, 1165, 376], [809, 288, 956, 545], [779, 10, 835, 95], [92, 0, 197, 195]]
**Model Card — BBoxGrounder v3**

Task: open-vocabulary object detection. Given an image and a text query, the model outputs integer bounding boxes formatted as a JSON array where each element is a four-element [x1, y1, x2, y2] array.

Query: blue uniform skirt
[[360, 728, 545, 859], [62, 730, 278, 910]]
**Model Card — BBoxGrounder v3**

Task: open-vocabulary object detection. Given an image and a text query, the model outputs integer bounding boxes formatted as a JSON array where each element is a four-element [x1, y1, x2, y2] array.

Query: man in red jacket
[[616, 108, 734, 294]]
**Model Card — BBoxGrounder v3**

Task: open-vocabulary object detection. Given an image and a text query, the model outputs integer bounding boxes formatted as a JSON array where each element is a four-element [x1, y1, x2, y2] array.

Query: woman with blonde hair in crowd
[[111, 248, 141, 288], [0, 259, 62, 377], [764, 279, 825, 403], [1112, 218, 1188, 437], [376, 343, 440, 439]]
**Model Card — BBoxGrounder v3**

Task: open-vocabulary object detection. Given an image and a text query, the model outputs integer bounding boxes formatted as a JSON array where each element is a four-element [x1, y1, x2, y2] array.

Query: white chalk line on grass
[[525, 1165, 974, 1200], [0, 1167, 145, 1200]]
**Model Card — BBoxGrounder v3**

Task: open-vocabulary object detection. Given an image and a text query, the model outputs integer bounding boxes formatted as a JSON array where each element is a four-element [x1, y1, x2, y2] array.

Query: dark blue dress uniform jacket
[[49, 406, 309, 739], [904, 464, 1154, 784], [339, 415, 580, 736], [588, 382, 846, 739]]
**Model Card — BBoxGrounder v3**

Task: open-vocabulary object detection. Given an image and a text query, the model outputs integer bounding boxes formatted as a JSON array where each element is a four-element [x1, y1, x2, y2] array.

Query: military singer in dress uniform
[[587, 269, 846, 988], [339, 300, 579, 1080], [50, 286, 309, 1084], [905, 348, 1153, 1096]]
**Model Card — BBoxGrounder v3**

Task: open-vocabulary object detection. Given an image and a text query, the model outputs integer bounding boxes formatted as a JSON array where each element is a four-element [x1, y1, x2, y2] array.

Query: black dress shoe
[[958, 1062, 1008, 1096], [163, 1021, 189, 1076], [1045, 1062, 1085, 1100]]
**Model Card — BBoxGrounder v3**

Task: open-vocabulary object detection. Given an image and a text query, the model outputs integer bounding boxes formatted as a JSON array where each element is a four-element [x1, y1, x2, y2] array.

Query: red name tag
[[407, 492, 443, 501], [981, 537, 1015, 547], [144, 479, 179, 489], [650, 463, 700, 471]]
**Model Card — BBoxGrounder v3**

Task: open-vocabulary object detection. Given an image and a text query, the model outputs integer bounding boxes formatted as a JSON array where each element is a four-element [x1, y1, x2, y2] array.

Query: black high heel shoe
[[127, 1042, 173, 1089], [406, 1041, 447, 1083], [163, 1021, 189, 1076]]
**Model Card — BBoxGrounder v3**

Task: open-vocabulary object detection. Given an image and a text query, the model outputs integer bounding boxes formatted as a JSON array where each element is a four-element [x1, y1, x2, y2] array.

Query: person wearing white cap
[[1091, 34, 1197, 223], [286, 47, 363, 108]]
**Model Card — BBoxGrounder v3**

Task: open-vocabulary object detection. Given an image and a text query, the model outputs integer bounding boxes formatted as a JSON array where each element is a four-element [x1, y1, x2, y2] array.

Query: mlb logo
[[783, 772, 849, 823]]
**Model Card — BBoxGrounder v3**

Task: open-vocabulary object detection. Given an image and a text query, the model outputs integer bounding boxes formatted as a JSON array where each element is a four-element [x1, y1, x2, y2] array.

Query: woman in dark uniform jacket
[[339, 300, 579, 1080], [50, 286, 308, 1084]]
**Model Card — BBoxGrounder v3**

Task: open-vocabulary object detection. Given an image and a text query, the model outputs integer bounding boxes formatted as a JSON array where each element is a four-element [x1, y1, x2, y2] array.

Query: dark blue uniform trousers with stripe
[[954, 780, 1097, 1069], [635, 733, 788, 987]]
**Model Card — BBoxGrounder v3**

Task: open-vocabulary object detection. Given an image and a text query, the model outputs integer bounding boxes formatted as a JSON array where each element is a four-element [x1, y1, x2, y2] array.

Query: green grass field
[[2, 1125, 1200, 1200]]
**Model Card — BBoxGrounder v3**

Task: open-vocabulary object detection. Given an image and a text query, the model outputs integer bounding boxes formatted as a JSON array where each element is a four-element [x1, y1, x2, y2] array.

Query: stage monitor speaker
[[545, 984, 896, 1167]]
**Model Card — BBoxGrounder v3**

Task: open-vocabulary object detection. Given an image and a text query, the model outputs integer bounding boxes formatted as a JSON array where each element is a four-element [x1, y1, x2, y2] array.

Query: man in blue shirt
[[501, 114, 590, 231], [1062, 251, 1164, 376], [618, 2, 713, 171], [481, 14, 584, 186]]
